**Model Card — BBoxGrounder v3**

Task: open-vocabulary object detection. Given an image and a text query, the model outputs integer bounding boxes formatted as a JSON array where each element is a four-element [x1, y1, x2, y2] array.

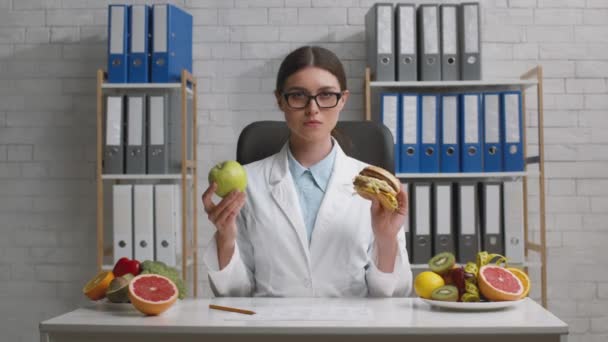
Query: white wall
[[0, 0, 606, 341]]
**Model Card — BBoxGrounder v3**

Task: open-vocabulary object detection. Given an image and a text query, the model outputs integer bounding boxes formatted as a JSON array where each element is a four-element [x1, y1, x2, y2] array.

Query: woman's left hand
[[370, 183, 408, 243], [370, 184, 408, 273]]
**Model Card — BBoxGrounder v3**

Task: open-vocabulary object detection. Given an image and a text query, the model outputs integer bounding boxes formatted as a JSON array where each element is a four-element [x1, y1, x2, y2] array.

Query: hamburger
[[353, 165, 401, 211]]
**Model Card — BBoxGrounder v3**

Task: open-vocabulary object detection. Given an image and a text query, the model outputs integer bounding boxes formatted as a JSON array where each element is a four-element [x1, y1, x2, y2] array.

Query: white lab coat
[[205, 142, 412, 297]]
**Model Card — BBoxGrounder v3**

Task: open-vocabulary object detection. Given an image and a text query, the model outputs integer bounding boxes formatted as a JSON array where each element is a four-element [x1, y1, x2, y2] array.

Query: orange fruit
[[128, 274, 178, 316], [83, 270, 115, 301], [478, 265, 523, 301], [414, 271, 445, 299], [507, 267, 531, 299]]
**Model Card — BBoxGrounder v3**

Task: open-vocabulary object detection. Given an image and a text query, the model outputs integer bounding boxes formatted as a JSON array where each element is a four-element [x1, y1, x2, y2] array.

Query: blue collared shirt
[[287, 142, 337, 245]]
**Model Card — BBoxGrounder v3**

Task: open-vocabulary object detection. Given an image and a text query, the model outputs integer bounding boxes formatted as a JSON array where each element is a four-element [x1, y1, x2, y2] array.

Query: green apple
[[208, 160, 247, 198]]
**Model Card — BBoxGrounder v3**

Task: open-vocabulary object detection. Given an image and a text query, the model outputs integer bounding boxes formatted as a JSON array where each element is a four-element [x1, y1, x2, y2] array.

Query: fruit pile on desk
[[82, 258, 185, 315], [414, 251, 530, 302]]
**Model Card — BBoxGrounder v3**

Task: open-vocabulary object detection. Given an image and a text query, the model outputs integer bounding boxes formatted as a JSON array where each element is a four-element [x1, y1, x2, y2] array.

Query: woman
[[202, 46, 412, 297]]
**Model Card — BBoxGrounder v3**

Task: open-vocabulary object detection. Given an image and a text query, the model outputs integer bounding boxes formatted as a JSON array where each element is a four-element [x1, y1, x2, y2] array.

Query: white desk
[[39, 297, 568, 342]]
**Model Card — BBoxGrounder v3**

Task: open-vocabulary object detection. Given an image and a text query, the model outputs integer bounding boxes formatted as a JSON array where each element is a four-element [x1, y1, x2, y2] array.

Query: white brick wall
[[0, 1, 607, 341]]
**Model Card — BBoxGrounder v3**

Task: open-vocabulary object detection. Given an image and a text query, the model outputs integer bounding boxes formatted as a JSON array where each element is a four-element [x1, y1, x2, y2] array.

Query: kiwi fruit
[[428, 252, 456, 275], [106, 274, 134, 303], [431, 285, 459, 302]]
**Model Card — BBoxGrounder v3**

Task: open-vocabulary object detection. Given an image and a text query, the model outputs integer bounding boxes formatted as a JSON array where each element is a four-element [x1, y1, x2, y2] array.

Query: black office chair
[[236, 120, 394, 171]]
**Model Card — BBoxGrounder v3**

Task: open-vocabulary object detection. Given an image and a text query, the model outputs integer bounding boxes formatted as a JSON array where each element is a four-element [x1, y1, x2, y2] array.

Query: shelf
[[364, 65, 548, 308], [370, 79, 538, 89], [396, 171, 538, 179], [411, 260, 542, 270], [102, 258, 193, 272], [96, 68, 199, 296], [101, 174, 193, 180], [102, 82, 193, 95]]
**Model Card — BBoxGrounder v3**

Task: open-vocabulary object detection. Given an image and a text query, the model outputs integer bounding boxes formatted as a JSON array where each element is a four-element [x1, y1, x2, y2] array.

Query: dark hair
[[275, 46, 352, 152], [275, 46, 347, 93]]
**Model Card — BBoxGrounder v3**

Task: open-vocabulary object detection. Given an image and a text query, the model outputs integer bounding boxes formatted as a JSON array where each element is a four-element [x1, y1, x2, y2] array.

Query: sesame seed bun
[[352, 165, 401, 211], [358, 165, 401, 193]]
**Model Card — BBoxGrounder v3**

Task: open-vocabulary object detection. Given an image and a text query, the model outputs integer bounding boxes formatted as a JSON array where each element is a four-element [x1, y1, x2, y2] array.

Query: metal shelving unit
[[95, 69, 199, 297], [363, 66, 547, 307]]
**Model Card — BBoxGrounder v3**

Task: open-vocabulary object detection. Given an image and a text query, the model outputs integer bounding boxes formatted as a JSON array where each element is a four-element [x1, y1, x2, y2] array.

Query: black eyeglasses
[[282, 91, 343, 109]]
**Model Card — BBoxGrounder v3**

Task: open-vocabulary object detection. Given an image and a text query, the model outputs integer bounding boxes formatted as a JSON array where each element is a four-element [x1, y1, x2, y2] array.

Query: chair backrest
[[236, 120, 394, 171]]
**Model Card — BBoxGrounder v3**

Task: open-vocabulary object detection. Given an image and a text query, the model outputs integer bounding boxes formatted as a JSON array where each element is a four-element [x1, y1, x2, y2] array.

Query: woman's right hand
[[202, 182, 246, 268]]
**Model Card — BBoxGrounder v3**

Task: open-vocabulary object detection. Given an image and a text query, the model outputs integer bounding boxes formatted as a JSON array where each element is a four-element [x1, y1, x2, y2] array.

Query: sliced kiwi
[[428, 252, 456, 275], [106, 274, 134, 303], [431, 285, 459, 302]]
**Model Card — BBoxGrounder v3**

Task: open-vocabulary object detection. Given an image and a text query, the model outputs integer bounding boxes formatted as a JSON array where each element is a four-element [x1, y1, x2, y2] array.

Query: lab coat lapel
[[312, 145, 357, 240], [269, 144, 311, 263]]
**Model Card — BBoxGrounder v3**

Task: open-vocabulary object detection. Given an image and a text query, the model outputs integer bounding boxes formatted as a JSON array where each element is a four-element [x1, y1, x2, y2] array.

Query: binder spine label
[[460, 185, 476, 235], [442, 7, 457, 54], [443, 96, 458, 144], [403, 96, 417, 144], [106, 97, 122, 146], [485, 185, 501, 234], [131, 6, 146, 53], [415, 185, 431, 235], [149, 96, 165, 145], [128, 97, 143, 146], [423, 7, 439, 54], [382, 95, 398, 145], [378, 6, 392, 54], [464, 95, 479, 143], [463, 5, 479, 53], [110, 6, 125, 54], [422, 96, 437, 144], [400, 6, 415, 54], [505, 94, 520, 143], [436, 185, 452, 234], [153, 5, 167, 53], [485, 95, 500, 144]]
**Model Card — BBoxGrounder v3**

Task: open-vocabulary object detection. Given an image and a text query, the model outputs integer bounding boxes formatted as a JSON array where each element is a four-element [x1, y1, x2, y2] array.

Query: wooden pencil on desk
[[209, 304, 256, 315]]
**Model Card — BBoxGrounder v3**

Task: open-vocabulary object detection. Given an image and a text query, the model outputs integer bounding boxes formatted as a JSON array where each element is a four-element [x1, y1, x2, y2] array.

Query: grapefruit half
[[478, 265, 523, 301], [507, 267, 531, 299], [128, 274, 178, 315]]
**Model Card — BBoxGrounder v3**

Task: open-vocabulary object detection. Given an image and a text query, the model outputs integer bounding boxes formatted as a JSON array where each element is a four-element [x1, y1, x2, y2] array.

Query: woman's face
[[276, 66, 349, 145]]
